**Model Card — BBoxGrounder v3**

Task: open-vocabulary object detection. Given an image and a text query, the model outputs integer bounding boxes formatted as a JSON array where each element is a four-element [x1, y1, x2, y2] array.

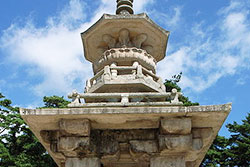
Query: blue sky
[[0, 0, 249, 137]]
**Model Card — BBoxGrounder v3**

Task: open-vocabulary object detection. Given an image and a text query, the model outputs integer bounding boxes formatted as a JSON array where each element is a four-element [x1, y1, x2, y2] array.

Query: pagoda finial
[[116, 0, 134, 15]]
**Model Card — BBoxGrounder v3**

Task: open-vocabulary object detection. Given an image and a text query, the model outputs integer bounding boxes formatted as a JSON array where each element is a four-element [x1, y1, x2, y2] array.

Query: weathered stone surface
[[20, 103, 231, 167], [130, 140, 158, 153], [160, 117, 191, 134], [150, 156, 185, 167], [192, 128, 213, 148], [159, 134, 192, 152], [96, 129, 156, 142], [192, 138, 203, 151], [90, 129, 156, 155], [130, 150, 150, 163], [59, 119, 90, 136], [186, 161, 196, 167], [58, 137, 89, 152], [40, 130, 59, 144], [65, 158, 100, 167], [192, 128, 212, 139]]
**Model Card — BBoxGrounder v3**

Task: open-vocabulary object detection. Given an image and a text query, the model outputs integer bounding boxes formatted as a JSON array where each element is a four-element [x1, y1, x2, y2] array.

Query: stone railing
[[85, 62, 165, 93], [68, 89, 182, 107]]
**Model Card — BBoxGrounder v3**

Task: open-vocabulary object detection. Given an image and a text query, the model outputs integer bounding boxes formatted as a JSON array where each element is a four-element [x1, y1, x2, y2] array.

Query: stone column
[[58, 119, 101, 167]]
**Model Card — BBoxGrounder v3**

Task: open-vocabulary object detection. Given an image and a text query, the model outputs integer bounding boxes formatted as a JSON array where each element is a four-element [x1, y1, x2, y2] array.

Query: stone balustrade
[[68, 89, 183, 107], [85, 63, 165, 93]]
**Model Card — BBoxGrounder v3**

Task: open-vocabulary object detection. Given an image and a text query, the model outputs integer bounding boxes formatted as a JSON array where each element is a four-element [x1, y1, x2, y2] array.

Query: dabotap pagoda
[[21, 1, 231, 167]]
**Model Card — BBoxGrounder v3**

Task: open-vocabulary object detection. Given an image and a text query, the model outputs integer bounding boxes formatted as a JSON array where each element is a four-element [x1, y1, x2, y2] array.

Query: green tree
[[0, 93, 58, 167], [201, 113, 250, 167], [201, 136, 230, 166], [225, 113, 250, 166], [164, 72, 199, 106], [42, 95, 70, 108]]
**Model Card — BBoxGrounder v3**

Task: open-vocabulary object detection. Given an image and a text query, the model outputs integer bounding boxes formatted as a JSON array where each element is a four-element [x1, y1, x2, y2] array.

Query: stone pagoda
[[20, 1, 231, 167]]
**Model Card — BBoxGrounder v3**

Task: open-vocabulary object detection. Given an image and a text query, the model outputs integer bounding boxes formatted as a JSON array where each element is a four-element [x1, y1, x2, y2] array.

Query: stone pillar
[[103, 65, 111, 81], [132, 61, 139, 75], [110, 62, 118, 77], [65, 158, 100, 167]]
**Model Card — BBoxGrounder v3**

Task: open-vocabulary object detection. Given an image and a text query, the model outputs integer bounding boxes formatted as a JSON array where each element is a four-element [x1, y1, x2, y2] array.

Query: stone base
[[20, 103, 231, 167]]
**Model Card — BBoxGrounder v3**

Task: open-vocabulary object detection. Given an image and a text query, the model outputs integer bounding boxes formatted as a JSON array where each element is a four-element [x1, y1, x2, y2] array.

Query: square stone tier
[[20, 103, 231, 167], [85, 64, 166, 93]]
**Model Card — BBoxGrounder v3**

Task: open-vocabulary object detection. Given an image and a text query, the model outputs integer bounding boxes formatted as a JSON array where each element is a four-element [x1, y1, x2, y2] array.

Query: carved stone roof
[[81, 13, 170, 63]]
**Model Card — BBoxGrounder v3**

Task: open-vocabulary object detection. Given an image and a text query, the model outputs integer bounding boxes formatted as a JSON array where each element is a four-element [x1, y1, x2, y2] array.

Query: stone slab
[[59, 119, 90, 136], [130, 140, 158, 153], [159, 134, 192, 152], [160, 117, 191, 134]]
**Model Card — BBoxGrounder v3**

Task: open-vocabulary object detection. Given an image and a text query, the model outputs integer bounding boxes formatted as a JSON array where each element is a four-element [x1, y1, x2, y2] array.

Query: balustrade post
[[110, 62, 118, 77]]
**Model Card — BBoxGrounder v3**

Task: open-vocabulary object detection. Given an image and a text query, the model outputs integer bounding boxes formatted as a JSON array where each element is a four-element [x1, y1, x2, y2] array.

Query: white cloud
[[1, 0, 89, 96], [0, 0, 153, 97], [133, 0, 154, 13], [148, 6, 182, 29], [158, 0, 250, 92], [2, 0, 249, 97]]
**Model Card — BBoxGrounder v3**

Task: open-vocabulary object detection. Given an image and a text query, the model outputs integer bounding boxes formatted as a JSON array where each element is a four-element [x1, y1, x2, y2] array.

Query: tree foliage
[[201, 113, 250, 166], [226, 113, 250, 165], [201, 135, 230, 166], [42, 95, 70, 108], [164, 72, 199, 106], [0, 94, 58, 167]]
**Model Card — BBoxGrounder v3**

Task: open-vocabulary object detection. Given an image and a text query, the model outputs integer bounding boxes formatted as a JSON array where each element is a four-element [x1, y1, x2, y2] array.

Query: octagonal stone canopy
[[81, 13, 170, 63]]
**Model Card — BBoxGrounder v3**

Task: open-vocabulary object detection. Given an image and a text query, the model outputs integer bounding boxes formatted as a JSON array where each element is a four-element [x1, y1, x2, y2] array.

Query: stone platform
[[20, 103, 231, 167]]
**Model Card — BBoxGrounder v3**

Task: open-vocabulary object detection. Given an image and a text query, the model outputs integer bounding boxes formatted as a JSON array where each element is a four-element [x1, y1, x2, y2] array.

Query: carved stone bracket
[[94, 47, 156, 74], [59, 119, 90, 136], [157, 117, 212, 166], [159, 134, 192, 152], [100, 28, 153, 54], [160, 117, 191, 135], [39, 117, 213, 167]]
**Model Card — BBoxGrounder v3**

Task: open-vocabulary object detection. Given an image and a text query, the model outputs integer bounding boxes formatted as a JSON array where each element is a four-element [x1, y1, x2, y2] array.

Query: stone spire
[[116, 0, 134, 14]]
